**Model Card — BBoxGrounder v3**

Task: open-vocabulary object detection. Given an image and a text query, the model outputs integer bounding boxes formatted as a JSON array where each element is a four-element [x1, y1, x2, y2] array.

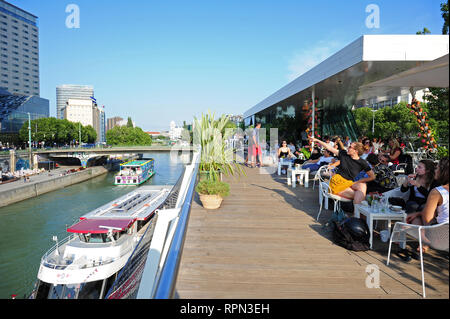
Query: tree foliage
[[106, 126, 152, 146], [18, 117, 97, 145], [442, 1, 449, 35], [353, 102, 419, 139]]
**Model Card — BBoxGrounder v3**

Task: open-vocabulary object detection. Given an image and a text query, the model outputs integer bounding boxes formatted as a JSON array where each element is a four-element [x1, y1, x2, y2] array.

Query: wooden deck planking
[[175, 165, 449, 299]]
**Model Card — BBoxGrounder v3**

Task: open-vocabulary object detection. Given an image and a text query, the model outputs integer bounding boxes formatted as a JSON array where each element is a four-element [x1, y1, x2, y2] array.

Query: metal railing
[[150, 152, 199, 299]]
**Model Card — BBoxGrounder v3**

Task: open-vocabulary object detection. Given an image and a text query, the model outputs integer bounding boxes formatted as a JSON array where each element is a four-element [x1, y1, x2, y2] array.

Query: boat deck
[[81, 186, 171, 220], [175, 165, 449, 299]]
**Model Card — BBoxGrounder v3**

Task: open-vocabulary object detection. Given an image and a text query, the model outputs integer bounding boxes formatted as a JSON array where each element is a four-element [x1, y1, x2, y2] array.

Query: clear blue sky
[[10, 0, 447, 131]]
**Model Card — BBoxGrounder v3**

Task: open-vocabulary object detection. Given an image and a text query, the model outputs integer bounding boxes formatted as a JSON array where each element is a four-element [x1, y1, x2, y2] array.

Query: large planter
[[199, 194, 223, 210]]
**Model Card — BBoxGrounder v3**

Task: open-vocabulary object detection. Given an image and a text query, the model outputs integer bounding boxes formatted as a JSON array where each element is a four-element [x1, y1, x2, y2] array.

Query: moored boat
[[30, 186, 170, 299], [115, 160, 155, 186]]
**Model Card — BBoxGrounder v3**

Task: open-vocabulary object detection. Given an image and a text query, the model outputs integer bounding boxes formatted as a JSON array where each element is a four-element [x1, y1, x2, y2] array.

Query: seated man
[[302, 149, 335, 172], [310, 136, 375, 205]]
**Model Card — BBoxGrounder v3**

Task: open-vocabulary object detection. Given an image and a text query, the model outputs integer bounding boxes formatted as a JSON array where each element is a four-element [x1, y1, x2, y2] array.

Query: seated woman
[[385, 138, 402, 168], [366, 153, 398, 193], [401, 160, 436, 214], [301, 149, 335, 172], [277, 141, 293, 159], [309, 137, 375, 205], [360, 137, 374, 160], [406, 157, 449, 251]]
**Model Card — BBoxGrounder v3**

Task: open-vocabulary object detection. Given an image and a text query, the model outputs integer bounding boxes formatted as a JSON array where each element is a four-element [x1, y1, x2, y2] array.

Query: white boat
[[30, 186, 171, 299]]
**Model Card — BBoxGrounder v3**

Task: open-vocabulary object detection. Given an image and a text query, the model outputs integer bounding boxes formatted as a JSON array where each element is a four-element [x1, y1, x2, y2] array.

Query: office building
[[106, 116, 123, 132], [0, 0, 40, 96], [56, 84, 94, 120], [64, 98, 105, 143]]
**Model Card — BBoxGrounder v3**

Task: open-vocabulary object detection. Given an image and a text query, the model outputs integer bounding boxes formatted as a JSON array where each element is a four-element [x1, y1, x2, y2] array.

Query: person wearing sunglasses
[[309, 136, 375, 205]]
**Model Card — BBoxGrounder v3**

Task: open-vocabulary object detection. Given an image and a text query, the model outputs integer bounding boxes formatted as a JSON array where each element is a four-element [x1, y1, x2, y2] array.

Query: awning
[[360, 54, 449, 90], [67, 219, 135, 234]]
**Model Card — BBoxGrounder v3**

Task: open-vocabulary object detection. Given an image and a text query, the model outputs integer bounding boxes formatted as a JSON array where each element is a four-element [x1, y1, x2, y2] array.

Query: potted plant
[[193, 111, 244, 209], [195, 179, 230, 210]]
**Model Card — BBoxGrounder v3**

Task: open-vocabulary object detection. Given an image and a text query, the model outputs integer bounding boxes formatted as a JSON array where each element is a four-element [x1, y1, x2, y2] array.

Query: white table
[[291, 168, 309, 188], [356, 205, 407, 249], [277, 158, 293, 175]]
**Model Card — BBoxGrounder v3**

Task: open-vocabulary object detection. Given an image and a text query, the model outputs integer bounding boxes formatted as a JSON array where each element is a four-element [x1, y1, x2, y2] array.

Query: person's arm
[[309, 137, 339, 156], [354, 170, 376, 184], [418, 189, 441, 225], [335, 138, 345, 150]]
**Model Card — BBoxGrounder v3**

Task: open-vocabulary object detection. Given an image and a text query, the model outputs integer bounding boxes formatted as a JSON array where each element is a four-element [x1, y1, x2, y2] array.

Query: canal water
[[0, 152, 188, 299]]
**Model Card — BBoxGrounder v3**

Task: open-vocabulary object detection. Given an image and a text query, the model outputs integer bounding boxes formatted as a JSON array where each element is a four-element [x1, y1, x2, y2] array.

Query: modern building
[[106, 116, 123, 132], [169, 121, 183, 140], [0, 87, 49, 133], [63, 98, 105, 143], [64, 98, 94, 127], [56, 84, 94, 120], [244, 35, 449, 141], [0, 0, 40, 96]]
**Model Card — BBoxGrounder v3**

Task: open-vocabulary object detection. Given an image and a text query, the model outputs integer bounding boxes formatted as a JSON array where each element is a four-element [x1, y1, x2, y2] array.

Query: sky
[[8, 0, 447, 131]]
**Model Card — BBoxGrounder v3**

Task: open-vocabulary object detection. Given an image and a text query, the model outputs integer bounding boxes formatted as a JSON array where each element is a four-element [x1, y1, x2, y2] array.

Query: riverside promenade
[[175, 164, 449, 299], [0, 166, 108, 208]]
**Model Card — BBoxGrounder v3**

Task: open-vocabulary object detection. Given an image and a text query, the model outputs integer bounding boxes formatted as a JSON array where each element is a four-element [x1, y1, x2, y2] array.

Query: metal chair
[[317, 181, 352, 221], [387, 221, 449, 298], [312, 165, 331, 190]]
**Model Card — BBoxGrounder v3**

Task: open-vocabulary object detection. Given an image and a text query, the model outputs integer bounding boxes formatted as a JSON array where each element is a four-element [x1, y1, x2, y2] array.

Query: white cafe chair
[[317, 181, 352, 221], [387, 221, 449, 298]]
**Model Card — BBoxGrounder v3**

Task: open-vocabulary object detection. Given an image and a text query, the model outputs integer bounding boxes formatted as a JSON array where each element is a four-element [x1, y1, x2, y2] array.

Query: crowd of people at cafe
[[244, 125, 449, 242]]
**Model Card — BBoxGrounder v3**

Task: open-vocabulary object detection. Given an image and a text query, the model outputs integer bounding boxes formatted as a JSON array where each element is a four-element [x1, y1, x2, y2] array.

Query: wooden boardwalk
[[175, 165, 449, 299]]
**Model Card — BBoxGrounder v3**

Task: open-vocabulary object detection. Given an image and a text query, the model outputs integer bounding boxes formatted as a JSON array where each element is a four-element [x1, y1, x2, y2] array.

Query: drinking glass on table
[[371, 199, 379, 213]]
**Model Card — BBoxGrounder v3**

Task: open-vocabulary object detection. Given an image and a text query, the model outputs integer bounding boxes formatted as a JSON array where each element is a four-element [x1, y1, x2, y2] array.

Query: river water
[[0, 152, 188, 299]]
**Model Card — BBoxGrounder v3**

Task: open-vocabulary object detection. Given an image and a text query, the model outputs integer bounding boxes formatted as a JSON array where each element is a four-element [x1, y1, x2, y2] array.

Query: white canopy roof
[[360, 54, 449, 90]]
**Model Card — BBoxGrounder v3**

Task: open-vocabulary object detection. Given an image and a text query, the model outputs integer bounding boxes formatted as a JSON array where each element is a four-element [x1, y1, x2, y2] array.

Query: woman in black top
[[401, 159, 436, 214], [310, 136, 375, 205]]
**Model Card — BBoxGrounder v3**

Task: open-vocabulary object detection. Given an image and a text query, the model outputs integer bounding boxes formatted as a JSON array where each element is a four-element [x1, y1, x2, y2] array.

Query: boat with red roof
[[30, 185, 171, 299]]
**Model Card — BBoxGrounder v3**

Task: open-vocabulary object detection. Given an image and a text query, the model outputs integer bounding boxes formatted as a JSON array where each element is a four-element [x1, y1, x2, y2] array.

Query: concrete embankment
[[0, 166, 108, 208]]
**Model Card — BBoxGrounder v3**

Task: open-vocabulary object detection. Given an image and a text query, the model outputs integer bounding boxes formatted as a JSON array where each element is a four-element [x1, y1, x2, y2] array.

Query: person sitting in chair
[[301, 149, 335, 172], [309, 136, 375, 205], [406, 157, 449, 252]]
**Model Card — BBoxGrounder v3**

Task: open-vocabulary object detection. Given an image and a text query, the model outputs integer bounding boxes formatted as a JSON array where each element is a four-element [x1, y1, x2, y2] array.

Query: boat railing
[[136, 149, 200, 299], [41, 234, 135, 271]]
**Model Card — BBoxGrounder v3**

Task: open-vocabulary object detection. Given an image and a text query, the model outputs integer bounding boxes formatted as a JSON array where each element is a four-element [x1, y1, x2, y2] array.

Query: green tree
[[423, 88, 449, 143], [127, 117, 134, 128], [442, 1, 449, 34], [416, 27, 431, 34], [353, 103, 419, 140], [18, 118, 97, 146], [106, 126, 152, 146]]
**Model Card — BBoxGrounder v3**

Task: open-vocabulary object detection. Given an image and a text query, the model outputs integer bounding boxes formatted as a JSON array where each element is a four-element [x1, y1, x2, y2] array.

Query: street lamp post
[[79, 123, 81, 148], [28, 112, 32, 168], [372, 109, 377, 135]]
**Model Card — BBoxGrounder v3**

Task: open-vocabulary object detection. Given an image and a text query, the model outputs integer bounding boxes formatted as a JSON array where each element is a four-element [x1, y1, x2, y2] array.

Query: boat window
[[78, 280, 103, 299], [34, 280, 51, 299], [78, 233, 112, 243]]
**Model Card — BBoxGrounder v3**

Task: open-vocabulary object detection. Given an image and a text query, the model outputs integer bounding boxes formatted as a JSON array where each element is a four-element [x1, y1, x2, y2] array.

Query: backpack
[[332, 218, 371, 251]]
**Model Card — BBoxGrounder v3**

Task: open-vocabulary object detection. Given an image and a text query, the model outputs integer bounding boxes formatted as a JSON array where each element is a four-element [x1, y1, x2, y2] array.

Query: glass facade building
[[56, 84, 94, 120], [244, 35, 449, 143], [0, 88, 49, 133], [0, 0, 40, 96]]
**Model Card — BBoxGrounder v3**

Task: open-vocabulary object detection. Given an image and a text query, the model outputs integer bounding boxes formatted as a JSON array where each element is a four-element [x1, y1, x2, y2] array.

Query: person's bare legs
[[351, 182, 367, 204]]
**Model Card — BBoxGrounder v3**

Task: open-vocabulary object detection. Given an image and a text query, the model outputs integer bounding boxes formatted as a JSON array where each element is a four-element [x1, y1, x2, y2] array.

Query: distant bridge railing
[[34, 145, 194, 155]]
